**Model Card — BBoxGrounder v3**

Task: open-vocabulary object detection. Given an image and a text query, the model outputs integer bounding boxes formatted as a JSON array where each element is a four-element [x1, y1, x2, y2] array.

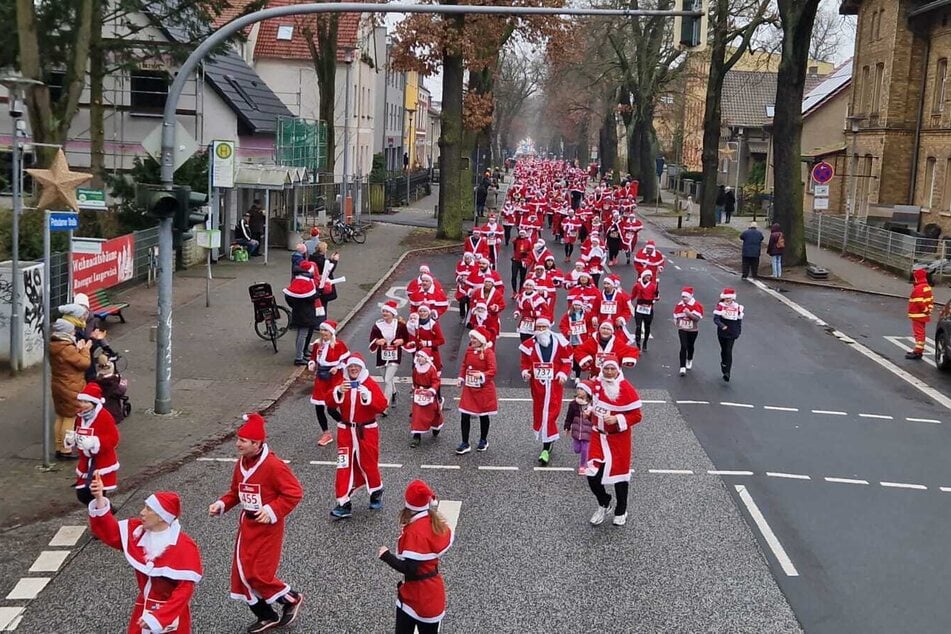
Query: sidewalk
[[374, 180, 511, 230], [0, 221, 414, 528], [642, 191, 911, 297]]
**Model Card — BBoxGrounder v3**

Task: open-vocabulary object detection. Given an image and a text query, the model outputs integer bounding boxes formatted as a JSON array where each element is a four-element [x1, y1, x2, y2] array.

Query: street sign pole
[[154, 215, 174, 415], [41, 211, 52, 468]]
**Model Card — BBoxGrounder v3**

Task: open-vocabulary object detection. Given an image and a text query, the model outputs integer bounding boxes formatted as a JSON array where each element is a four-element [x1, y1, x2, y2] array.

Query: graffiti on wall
[[22, 267, 44, 356]]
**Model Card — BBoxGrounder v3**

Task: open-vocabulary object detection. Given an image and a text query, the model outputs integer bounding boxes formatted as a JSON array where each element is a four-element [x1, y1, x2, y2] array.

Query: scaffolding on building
[[276, 117, 327, 176]]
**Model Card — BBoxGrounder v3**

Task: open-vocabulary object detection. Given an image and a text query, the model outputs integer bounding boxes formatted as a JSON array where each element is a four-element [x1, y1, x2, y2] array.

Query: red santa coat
[[410, 363, 444, 433], [479, 222, 504, 264], [469, 285, 506, 316], [574, 335, 640, 373], [519, 213, 542, 242], [581, 245, 605, 275], [310, 339, 351, 405], [407, 319, 446, 372], [562, 216, 582, 244], [513, 291, 551, 334], [634, 248, 665, 278], [559, 309, 597, 346], [407, 275, 446, 300], [566, 283, 600, 312], [631, 279, 660, 317], [89, 507, 202, 633], [71, 405, 120, 491], [592, 289, 632, 328], [458, 345, 498, 416], [511, 236, 533, 268], [500, 204, 518, 227], [587, 378, 643, 484], [332, 371, 389, 503], [466, 310, 500, 343], [620, 218, 643, 251], [466, 266, 503, 293], [369, 319, 411, 367], [392, 512, 454, 623], [408, 286, 450, 319], [673, 298, 704, 331], [463, 234, 489, 260], [519, 335, 573, 442], [454, 262, 477, 301], [216, 445, 304, 604]]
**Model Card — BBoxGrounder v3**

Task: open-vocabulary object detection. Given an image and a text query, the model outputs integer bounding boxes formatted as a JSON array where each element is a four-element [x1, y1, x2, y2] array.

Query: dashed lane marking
[[907, 417, 941, 424], [763, 406, 799, 412], [941, 487, 951, 493], [48, 526, 85, 547], [708, 470, 754, 476], [0, 608, 24, 632], [811, 409, 848, 416], [477, 465, 520, 471], [859, 413, 894, 420], [767, 472, 811, 480], [880, 481, 927, 490], [28, 551, 69, 573], [648, 469, 694, 475], [5, 578, 50, 601], [534, 466, 575, 472], [735, 485, 800, 577], [420, 464, 461, 470], [721, 402, 754, 408], [825, 477, 869, 485], [675, 400, 710, 405]]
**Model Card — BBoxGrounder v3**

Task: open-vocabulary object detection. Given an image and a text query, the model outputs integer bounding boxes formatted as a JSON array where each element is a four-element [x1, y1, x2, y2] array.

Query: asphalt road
[[4, 224, 951, 632]]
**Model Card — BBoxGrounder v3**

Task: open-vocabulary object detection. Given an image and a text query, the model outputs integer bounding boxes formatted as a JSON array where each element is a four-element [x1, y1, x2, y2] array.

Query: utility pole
[[342, 48, 354, 220]]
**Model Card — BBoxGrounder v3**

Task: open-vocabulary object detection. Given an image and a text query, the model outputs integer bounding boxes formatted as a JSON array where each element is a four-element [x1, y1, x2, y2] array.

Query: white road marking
[[735, 485, 799, 577], [708, 470, 754, 476], [767, 472, 811, 480], [750, 278, 951, 411], [642, 399, 667, 404], [673, 264, 683, 270], [763, 405, 799, 412], [859, 413, 894, 420], [721, 402, 754, 408], [309, 460, 336, 466], [880, 481, 927, 490], [648, 469, 694, 475], [884, 336, 937, 368], [28, 551, 70, 573], [197, 457, 237, 462], [48, 525, 85, 547], [906, 417, 941, 424], [438, 500, 462, 533], [421, 464, 461, 470], [477, 465, 520, 471], [5, 578, 50, 600], [379, 463, 404, 468], [534, 466, 575, 472], [0, 608, 24, 632], [811, 409, 848, 416], [940, 487, 951, 493], [380, 285, 408, 309], [824, 477, 869, 485], [498, 332, 522, 338], [675, 400, 710, 405]]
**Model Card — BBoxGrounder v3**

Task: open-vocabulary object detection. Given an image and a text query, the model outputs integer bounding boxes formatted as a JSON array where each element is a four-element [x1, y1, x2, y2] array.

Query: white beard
[[138, 527, 175, 561], [414, 360, 432, 373], [536, 332, 552, 347], [601, 377, 621, 401]]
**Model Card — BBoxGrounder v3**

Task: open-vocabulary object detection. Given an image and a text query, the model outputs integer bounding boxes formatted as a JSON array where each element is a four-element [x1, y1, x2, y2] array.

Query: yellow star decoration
[[26, 149, 92, 212]]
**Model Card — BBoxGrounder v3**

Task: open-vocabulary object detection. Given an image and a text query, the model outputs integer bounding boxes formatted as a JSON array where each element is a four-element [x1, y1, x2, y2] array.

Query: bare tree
[[809, 7, 843, 63], [492, 47, 544, 162]]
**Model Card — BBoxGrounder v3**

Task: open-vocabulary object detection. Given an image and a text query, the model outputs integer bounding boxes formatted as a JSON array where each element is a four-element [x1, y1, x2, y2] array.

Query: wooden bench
[[88, 288, 130, 323]]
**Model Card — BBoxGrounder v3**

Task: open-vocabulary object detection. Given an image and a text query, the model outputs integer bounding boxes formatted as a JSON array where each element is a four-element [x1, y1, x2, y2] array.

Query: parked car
[[934, 301, 951, 371]]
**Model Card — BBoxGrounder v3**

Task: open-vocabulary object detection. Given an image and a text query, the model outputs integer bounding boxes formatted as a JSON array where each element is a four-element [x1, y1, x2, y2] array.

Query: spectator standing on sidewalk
[[713, 288, 743, 382], [739, 221, 764, 279], [767, 223, 785, 278], [715, 185, 726, 224], [50, 319, 90, 460], [248, 200, 266, 243], [284, 262, 321, 366], [906, 268, 934, 360], [724, 187, 736, 223]]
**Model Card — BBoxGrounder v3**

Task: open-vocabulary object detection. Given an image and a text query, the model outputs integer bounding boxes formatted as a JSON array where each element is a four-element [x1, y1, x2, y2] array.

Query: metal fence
[[804, 212, 948, 277], [383, 170, 433, 208]]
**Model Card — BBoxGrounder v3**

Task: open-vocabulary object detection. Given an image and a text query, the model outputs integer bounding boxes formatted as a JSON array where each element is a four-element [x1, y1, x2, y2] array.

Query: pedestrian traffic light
[[172, 186, 209, 246], [674, 0, 708, 51], [136, 183, 179, 218]]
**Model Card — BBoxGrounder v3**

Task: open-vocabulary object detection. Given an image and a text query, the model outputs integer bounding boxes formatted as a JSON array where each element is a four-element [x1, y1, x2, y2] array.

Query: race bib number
[[336, 450, 349, 469], [635, 304, 653, 315], [569, 321, 585, 335], [381, 346, 398, 362], [76, 427, 93, 438], [465, 370, 483, 388], [533, 362, 554, 381], [518, 319, 536, 333], [413, 388, 434, 406], [624, 232, 634, 240], [601, 301, 617, 315], [721, 307, 740, 320], [678, 318, 694, 330], [595, 352, 611, 368], [238, 484, 262, 512], [487, 238, 498, 246]]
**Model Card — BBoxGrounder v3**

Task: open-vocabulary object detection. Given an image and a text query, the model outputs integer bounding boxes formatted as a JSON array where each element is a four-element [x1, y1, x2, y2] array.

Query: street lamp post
[[845, 116, 865, 253], [342, 48, 355, 221]]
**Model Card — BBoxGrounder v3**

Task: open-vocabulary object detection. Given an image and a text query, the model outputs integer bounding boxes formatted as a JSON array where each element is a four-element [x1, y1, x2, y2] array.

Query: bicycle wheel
[[329, 222, 344, 245], [351, 225, 367, 244], [254, 317, 271, 340], [267, 318, 279, 353], [272, 305, 291, 339]]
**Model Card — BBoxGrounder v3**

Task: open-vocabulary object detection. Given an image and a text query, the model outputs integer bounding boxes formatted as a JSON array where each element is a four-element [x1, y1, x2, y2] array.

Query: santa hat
[[602, 275, 617, 287], [578, 380, 595, 396], [518, 229, 529, 237], [320, 320, 338, 335], [405, 479, 436, 511], [420, 273, 434, 283], [534, 239, 546, 248], [474, 301, 488, 311], [681, 286, 694, 297], [645, 240, 656, 248], [310, 227, 321, 237], [419, 265, 431, 275], [381, 300, 399, 316], [535, 317, 552, 328], [77, 382, 105, 404], [478, 256, 491, 265], [469, 326, 491, 345], [346, 352, 368, 370], [599, 354, 621, 370], [639, 268, 654, 280], [462, 252, 475, 261], [571, 297, 584, 307], [598, 321, 615, 332], [414, 348, 433, 363], [145, 491, 181, 525], [720, 288, 736, 300], [238, 413, 267, 441], [523, 278, 537, 289], [533, 263, 545, 270], [283, 276, 316, 299]]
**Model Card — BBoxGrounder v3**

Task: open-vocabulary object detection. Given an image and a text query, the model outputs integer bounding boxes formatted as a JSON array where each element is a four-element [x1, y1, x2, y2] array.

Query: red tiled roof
[[248, 0, 361, 62]]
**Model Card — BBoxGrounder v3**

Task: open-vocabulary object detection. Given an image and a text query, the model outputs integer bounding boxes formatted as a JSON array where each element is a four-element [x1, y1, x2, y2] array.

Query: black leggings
[[607, 237, 621, 261], [460, 413, 490, 444], [503, 225, 512, 245], [458, 296, 470, 321], [396, 607, 440, 633], [315, 405, 342, 432], [718, 336, 735, 374], [564, 242, 575, 259], [633, 312, 653, 345], [678, 330, 698, 367], [510, 261, 526, 293], [587, 464, 629, 515]]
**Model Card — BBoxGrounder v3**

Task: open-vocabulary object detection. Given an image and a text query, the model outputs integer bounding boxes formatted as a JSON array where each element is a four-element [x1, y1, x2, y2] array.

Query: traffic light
[[136, 183, 179, 218], [172, 186, 209, 245], [674, 0, 708, 51]]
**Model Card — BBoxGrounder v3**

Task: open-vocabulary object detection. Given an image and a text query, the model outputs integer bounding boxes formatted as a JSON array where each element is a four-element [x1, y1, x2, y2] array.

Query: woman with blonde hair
[[378, 480, 453, 634], [49, 319, 91, 459]]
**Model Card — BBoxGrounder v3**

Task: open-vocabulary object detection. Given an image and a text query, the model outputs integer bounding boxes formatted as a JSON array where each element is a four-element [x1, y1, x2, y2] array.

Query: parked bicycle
[[248, 282, 290, 353], [329, 212, 367, 245]]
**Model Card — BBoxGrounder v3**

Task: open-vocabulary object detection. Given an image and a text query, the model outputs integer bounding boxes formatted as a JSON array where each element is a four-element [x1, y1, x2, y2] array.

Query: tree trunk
[[599, 106, 617, 176], [636, 120, 657, 202], [306, 16, 338, 180], [699, 3, 729, 228], [89, 0, 105, 187], [437, 12, 466, 240], [774, 0, 821, 266]]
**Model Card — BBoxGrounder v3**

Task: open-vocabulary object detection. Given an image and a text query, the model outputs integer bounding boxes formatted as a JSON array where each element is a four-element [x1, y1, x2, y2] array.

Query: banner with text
[[72, 234, 136, 295]]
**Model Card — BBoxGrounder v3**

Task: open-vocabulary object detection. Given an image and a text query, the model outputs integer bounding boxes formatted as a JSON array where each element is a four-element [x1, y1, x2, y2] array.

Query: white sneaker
[[612, 513, 628, 527], [686, 359, 693, 370], [679, 367, 686, 376], [590, 502, 615, 526]]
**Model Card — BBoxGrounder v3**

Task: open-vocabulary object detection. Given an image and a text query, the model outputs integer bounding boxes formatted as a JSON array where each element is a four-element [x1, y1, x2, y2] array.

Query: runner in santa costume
[[407, 264, 446, 299], [519, 208, 542, 243], [479, 213, 504, 268], [379, 480, 454, 634], [560, 297, 596, 351], [330, 353, 389, 518], [463, 229, 489, 262], [66, 382, 120, 505], [407, 272, 450, 319], [500, 201, 518, 245], [519, 318, 572, 466], [456, 327, 498, 455], [513, 279, 551, 343], [409, 349, 443, 448], [465, 301, 500, 343], [561, 209, 582, 262], [527, 238, 554, 271], [88, 477, 202, 634], [591, 274, 631, 333], [629, 269, 660, 350], [673, 286, 704, 376], [454, 252, 478, 323], [510, 229, 533, 295], [369, 301, 411, 415], [586, 355, 643, 527], [604, 211, 623, 266], [620, 212, 643, 264], [208, 414, 304, 633], [308, 320, 350, 448], [633, 240, 665, 280], [406, 305, 446, 374], [468, 275, 506, 325], [467, 256, 503, 295], [580, 235, 605, 286], [574, 322, 640, 377], [713, 288, 743, 382]]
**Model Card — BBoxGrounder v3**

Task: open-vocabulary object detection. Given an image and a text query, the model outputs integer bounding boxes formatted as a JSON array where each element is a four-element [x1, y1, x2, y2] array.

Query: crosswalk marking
[[5, 578, 50, 600], [28, 551, 70, 573], [48, 526, 85, 547], [0, 607, 24, 632], [884, 336, 937, 368]]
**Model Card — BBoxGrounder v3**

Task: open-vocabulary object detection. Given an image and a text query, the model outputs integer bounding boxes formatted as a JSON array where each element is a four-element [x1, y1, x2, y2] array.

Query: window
[[944, 159, 951, 211], [925, 157, 938, 209], [871, 63, 884, 114], [861, 65, 871, 113], [876, 9, 884, 40], [45, 70, 66, 104], [130, 70, 169, 115], [276, 25, 294, 40], [934, 58, 948, 113]]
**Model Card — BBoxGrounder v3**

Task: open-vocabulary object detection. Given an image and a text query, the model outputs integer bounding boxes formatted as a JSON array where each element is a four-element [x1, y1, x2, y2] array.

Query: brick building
[[840, 0, 951, 234]]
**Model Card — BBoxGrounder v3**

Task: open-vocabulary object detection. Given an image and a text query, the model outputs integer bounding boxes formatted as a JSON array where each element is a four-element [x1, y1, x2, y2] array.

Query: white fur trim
[[77, 393, 105, 405], [145, 494, 176, 525]]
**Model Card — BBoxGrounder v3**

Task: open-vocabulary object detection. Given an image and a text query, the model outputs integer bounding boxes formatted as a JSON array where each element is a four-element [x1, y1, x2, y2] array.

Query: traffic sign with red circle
[[811, 161, 835, 185]]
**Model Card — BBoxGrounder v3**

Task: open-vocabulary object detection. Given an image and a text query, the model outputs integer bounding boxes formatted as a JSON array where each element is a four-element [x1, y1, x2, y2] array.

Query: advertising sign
[[72, 234, 135, 294]]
